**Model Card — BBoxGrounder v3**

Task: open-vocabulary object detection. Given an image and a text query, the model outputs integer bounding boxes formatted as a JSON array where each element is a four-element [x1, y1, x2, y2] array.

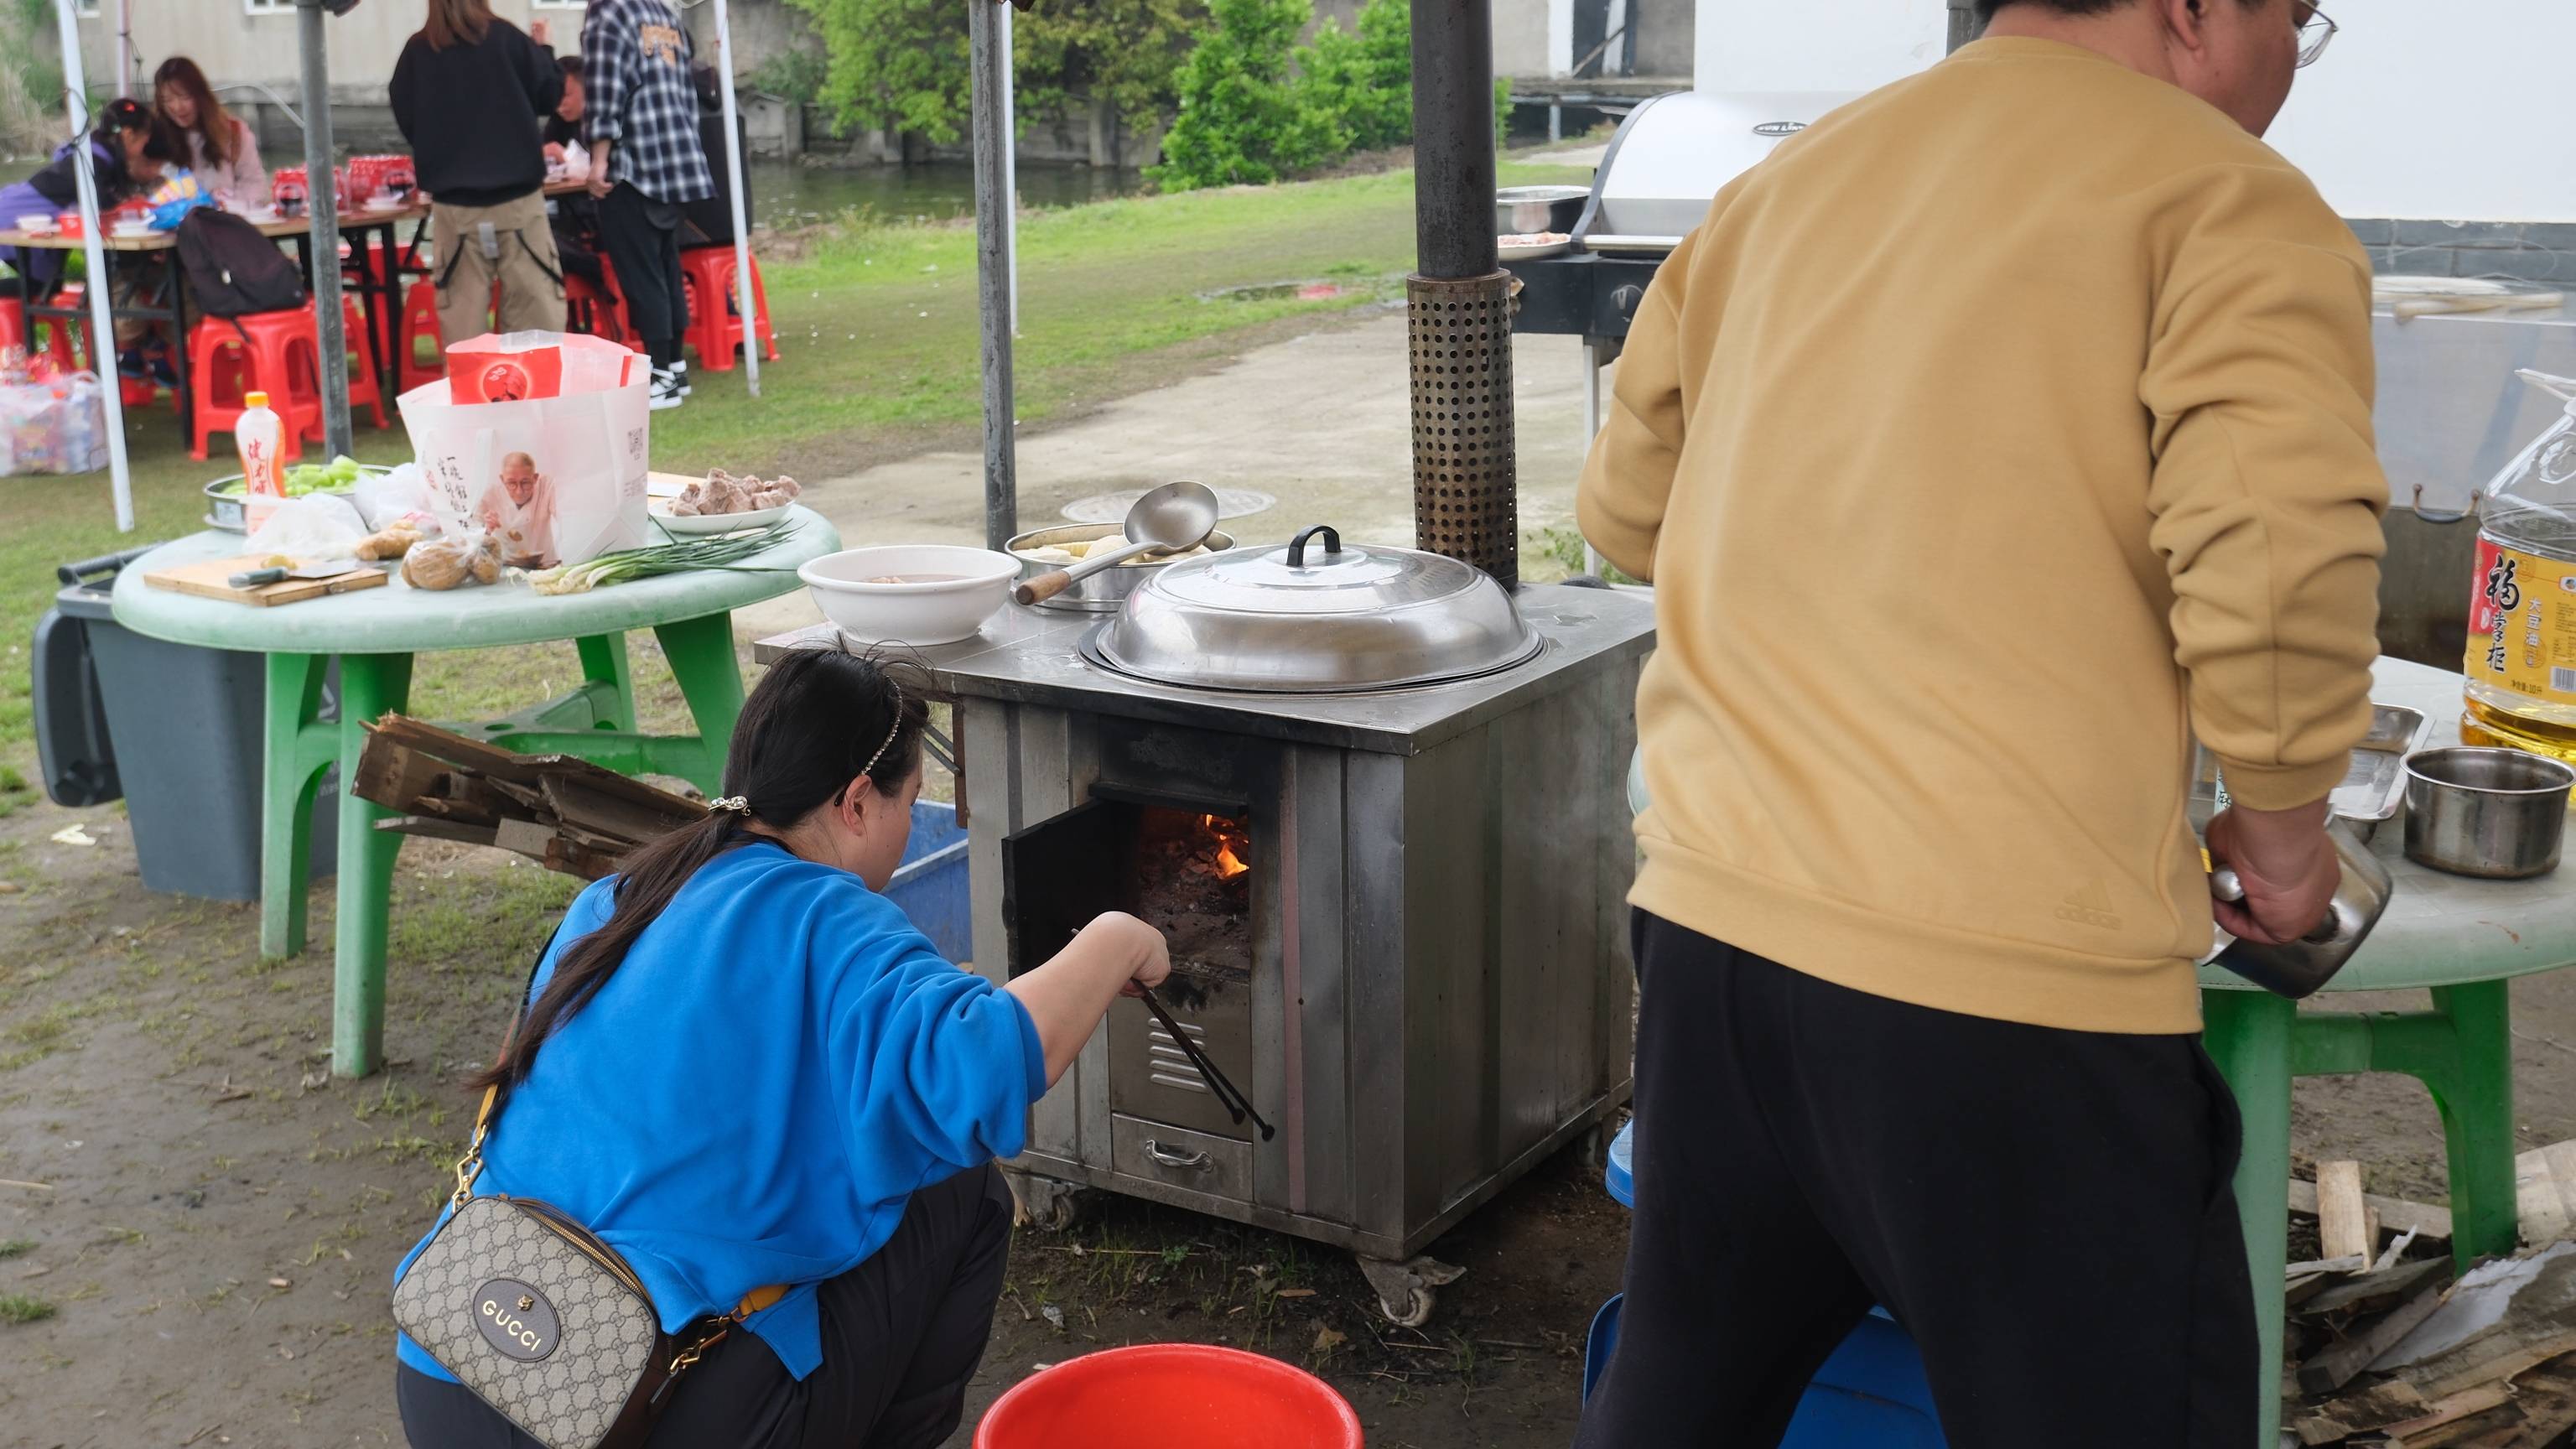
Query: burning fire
[[1200, 814, 1250, 880]]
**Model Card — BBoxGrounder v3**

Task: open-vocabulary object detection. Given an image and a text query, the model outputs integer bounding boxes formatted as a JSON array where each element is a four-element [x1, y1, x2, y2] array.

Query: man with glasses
[[1574, 1, 2377, 1445]]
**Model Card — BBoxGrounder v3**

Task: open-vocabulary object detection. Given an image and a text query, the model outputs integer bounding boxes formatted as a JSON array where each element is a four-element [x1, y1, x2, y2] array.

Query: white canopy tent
[[48, 0, 772, 532]]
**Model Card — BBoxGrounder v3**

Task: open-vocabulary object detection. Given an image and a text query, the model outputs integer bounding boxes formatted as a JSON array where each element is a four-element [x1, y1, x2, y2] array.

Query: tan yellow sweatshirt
[[1578, 38, 2387, 1034]]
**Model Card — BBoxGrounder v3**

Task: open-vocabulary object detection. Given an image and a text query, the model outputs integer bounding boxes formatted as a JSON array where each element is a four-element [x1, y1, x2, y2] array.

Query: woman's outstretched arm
[[1005, 912, 1170, 1086]]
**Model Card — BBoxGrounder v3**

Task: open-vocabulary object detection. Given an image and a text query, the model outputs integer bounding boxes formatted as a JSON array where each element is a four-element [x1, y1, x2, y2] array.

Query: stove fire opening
[[1134, 807, 1254, 997]]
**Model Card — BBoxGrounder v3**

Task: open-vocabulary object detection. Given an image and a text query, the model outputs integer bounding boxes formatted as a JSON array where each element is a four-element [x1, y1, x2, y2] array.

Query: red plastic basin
[[974, 1343, 1363, 1449]]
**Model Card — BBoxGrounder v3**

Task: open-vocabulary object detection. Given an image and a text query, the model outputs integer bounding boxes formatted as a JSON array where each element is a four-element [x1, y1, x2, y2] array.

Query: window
[[244, 0, 292, 12]]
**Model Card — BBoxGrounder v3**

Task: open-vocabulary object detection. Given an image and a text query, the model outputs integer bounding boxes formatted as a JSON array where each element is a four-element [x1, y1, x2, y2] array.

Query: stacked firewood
[[2288, 1154, 2576, 1446], [352, 715, 706, 880]]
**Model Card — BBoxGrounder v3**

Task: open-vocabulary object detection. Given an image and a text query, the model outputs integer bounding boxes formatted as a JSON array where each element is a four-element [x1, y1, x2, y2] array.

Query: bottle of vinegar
[[2464, 371, 2576, 761]]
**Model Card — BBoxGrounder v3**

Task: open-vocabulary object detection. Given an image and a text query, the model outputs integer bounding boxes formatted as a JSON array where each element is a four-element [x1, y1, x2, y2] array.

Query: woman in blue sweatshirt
[[392, 647, 1171, 1446]]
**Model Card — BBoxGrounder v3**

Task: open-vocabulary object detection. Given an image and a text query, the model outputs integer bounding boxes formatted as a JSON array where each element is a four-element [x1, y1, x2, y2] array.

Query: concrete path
[[739, 310, 1605, 637]]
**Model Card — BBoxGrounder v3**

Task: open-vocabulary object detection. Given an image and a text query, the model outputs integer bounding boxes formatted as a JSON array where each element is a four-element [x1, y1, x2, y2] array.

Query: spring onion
[[527, 521, 797, 595]]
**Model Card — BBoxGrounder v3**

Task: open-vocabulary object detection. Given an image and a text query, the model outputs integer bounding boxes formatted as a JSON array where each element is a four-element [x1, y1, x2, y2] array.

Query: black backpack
[[175, 208, 307, 319]]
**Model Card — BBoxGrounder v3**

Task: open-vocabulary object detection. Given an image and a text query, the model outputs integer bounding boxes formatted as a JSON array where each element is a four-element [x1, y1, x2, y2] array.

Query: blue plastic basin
[[885, 800, 971, 962]]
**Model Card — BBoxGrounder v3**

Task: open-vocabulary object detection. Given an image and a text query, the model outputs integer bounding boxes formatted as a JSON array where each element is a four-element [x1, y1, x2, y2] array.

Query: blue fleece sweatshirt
[[393, 840, 1046, 1383]]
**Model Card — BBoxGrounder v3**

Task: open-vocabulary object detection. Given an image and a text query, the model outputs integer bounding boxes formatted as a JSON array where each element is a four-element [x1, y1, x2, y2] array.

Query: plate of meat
[[648, 470, 802, 536]]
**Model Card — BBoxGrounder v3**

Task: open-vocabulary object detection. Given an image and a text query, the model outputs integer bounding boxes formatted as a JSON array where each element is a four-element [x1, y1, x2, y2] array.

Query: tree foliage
[[1150, 0, 1342, 190], [788, 0, 1201, 147], [1297, 0, 1413, 153], [1014, 0, 1204, 139], [787, 0, 974, 143]]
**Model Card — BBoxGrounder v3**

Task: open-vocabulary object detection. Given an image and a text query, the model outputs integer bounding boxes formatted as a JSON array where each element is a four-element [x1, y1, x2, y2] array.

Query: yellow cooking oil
[[2463, 371, 2576, 764]]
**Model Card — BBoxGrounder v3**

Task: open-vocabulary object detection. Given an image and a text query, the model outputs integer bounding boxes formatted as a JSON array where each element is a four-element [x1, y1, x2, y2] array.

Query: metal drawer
[[1111, 1114, 1254, 1203]]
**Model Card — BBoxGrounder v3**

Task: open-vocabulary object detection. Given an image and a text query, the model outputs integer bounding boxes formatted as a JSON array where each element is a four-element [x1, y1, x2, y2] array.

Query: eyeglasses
[[2294, 3, 2339, 68]]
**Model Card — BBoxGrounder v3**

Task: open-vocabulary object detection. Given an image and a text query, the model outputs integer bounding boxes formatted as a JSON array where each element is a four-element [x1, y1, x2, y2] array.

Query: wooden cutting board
[[144, 555, 390, 606]]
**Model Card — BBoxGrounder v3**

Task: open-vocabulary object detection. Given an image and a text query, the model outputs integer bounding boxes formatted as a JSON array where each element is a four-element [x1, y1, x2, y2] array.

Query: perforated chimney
[[1407, 0, 1518, 589]]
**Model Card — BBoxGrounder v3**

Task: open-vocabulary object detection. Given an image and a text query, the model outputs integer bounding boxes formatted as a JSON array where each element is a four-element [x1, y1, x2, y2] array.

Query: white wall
[[1693, 0, 2570, 224], [1694, 0, 1947, 94], [2265, 0, 2576, 223]]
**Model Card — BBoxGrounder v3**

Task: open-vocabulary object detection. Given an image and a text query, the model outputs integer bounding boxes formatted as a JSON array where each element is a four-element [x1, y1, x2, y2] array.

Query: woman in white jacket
[[154, 57, 267, 207]]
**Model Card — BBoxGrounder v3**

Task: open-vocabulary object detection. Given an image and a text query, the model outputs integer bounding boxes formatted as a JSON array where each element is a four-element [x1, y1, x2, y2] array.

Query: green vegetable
[[218, 460, 383, 499], [528, 522, 797, 596]]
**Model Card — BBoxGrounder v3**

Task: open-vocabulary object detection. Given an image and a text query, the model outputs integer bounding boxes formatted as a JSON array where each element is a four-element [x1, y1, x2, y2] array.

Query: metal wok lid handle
[[1286, 525, 1342, 569]]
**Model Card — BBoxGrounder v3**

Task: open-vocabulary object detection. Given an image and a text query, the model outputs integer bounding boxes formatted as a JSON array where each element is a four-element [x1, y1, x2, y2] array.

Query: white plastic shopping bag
[[397, 334, 650, 571]]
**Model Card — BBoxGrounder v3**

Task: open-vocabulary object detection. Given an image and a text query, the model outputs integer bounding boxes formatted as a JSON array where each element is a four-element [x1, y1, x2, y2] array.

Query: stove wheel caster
[[1005, 1171, 1092, 1233], [1357, 1253, 1466, 1328]]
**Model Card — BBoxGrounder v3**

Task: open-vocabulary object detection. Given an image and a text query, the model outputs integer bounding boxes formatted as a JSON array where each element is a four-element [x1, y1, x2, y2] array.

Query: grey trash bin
[[32, 548, 337, 900]]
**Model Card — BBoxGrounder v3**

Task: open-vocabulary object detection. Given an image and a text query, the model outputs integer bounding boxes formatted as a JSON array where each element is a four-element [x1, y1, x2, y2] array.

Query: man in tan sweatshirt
[[1573, 2, 2381, 1444]]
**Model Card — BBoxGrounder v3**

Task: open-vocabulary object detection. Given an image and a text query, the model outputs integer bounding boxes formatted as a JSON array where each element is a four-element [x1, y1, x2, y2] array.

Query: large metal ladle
[[1012, 480, 1220, 607]]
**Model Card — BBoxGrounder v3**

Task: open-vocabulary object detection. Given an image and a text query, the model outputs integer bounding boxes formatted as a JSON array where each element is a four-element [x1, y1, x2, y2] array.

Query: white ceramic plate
[[648, 500, 789, 536], [1499, 238, 1571, 262]]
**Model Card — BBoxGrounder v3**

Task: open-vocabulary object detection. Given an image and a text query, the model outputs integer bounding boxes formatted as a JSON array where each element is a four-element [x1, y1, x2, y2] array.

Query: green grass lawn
[[0, 159, 1587, 766]]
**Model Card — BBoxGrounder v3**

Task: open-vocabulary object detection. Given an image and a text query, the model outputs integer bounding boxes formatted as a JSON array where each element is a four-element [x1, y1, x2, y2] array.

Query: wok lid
[[1090, 524, 1543, 693]]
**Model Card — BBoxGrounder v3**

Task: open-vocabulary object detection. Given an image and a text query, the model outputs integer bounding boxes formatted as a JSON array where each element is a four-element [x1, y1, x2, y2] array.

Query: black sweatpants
[[397, 1161, 1015, 1449], [1575, 914, 2255, 1449], [598, 180, 690, 371]]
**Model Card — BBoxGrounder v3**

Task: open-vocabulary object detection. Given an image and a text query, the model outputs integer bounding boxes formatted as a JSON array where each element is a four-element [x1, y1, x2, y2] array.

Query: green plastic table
[[108, 509, 840, 1078], [2203, 655, 2576, 1447]]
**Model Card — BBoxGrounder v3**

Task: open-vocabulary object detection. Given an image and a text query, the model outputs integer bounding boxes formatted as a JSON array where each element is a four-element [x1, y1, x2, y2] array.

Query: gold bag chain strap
[[449, 932, 787, 1374]]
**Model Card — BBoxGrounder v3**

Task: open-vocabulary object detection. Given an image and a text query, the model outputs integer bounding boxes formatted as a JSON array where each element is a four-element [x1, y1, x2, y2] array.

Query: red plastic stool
[[0, 296, 26, 355], [677, 246, 779, 373], [38, 284, 90, 373], [187, 308, 324, 462], [565, 268, 629, 347], [333, 292, 388, 429], [595, 255, 648, 354], [397, 278, 443, 396]]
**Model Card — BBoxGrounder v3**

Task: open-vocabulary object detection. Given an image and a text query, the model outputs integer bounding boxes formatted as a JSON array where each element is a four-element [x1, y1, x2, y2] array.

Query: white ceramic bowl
[[15, 215, 54, 233], [799, 545, 1020, 647]]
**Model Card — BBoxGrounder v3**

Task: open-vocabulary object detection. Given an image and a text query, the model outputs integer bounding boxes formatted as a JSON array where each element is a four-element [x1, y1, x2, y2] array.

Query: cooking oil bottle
[[2464, 371, 2576, 761]]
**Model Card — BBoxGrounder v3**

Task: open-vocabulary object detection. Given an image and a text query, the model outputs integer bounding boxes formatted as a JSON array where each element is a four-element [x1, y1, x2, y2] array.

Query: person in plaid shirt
[[582, 0, 714, 409]]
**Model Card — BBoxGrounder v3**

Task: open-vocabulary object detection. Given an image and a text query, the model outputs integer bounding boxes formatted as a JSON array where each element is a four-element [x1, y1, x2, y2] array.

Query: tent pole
[[297, 0, 352, 459], [55, 0, 132, 532], [114, 0, 132, 98], [999, 3, 1017, 339], [710, 0, 758, 397], [969, 0, 1015, 550]]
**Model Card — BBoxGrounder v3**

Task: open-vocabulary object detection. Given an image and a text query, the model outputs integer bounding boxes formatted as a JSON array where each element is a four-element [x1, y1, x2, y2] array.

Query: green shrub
[[1153, 0, 1343, 190], [747, 48, 831, 106], [1299, 0, 1413, 152]]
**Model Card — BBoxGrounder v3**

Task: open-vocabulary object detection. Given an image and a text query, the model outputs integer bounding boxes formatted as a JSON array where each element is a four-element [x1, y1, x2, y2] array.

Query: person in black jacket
[[390, 0, 567, 345], [542, 55, 606, 299], [0, 98, 177, 293]]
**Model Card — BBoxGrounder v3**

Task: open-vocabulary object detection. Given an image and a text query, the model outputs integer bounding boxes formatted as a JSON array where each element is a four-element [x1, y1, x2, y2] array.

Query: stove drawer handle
[[1143, 1139, 1213, 1171], [1286, 525, 1341, 569]]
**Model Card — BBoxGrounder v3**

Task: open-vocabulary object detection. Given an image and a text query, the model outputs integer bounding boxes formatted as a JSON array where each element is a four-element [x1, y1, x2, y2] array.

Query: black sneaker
[[649, 367, 684, 411]]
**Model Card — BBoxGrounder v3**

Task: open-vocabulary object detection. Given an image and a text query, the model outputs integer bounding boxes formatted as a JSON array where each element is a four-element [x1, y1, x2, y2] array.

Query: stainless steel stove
[[756, 579, 1652, 1323]]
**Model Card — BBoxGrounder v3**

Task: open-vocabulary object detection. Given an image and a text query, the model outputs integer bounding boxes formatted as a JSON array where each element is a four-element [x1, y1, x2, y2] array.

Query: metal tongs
[[1137, 985, 1275, 1141]]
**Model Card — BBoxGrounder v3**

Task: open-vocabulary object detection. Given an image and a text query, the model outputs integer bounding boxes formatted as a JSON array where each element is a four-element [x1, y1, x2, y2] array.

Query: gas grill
[[1510, 91, 1860, 351]]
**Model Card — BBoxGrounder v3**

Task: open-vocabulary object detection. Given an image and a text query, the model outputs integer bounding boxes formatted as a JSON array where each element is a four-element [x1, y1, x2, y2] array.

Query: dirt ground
[[8, 316, 2576, 1446]]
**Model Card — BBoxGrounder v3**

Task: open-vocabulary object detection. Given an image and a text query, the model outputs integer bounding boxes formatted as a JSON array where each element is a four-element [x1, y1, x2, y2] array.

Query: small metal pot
[[2402, 746, 2576, 880], [205, 475, 249, 532], [1495, 184, 1589, 236], [1005, 522, 1235, 614]]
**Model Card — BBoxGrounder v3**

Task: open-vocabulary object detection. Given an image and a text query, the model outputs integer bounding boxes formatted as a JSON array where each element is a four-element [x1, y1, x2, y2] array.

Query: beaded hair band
[[860, 678, 906, 781]]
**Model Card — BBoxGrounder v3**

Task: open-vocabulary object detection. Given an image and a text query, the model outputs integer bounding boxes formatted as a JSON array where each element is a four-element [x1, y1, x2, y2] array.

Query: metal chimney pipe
[[1407, 0, 1518, 589]]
